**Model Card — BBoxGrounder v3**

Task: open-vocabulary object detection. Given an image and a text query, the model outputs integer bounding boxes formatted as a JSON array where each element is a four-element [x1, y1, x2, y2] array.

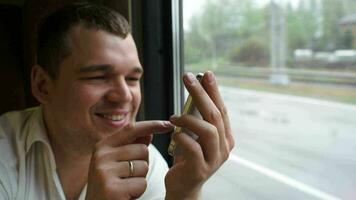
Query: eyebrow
[[78, 64, 144, 74], [78, 64, 111, 73]]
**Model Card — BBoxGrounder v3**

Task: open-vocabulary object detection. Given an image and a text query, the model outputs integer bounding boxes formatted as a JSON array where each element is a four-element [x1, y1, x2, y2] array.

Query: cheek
[[75, 86, 106, 107], [61, 84, 105, 111], [132, 87, 142, 110]]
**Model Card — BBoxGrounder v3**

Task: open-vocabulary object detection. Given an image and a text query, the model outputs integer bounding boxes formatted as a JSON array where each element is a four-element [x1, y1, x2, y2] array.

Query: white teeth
[[102, 114, 125, 121]]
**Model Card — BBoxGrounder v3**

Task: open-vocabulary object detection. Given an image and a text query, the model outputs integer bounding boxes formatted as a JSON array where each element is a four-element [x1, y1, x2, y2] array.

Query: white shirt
[[0, 107, 168, 200]]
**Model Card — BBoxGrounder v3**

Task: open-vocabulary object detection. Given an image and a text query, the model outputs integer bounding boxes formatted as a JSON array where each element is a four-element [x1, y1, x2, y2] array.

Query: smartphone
[[168, 73, 204, 156]]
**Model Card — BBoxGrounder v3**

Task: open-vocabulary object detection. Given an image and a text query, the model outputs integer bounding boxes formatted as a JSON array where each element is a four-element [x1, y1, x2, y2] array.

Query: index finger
[[106, 120, 173, 147], [183, 73, 225, 136]]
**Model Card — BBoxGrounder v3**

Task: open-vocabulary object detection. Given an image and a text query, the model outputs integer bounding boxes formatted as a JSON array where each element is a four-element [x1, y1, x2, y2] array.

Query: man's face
[[45, 25, 142, 144]]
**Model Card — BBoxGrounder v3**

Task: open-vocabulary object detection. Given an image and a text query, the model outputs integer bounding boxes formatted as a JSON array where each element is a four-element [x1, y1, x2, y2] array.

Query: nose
[[105, 77, 132, 104]]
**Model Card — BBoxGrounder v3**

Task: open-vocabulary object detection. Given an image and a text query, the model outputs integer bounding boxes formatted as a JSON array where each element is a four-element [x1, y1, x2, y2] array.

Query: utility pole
[[269, 1, 290, 85]]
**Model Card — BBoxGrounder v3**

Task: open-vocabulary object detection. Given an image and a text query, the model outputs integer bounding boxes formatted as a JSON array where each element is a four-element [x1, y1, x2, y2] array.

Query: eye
[[126, 76, 141, 82], [81, 75, 107, 81], [86, 76, 106, 80]]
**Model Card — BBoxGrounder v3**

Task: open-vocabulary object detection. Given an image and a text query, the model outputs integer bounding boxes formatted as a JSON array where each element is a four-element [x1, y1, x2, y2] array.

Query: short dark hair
[[36, 2, 131, 78]]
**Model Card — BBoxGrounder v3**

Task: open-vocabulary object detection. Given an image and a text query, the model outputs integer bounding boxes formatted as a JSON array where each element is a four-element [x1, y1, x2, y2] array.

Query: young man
[[0, 3, 234, 200]]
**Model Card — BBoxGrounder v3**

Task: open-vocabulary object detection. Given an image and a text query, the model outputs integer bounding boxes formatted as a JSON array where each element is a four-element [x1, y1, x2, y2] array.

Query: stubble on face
[[43, 25, 142, 155]]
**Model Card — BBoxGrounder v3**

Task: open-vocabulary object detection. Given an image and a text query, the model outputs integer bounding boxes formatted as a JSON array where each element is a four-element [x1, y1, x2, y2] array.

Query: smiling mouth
[[97, 113, 126, 121]]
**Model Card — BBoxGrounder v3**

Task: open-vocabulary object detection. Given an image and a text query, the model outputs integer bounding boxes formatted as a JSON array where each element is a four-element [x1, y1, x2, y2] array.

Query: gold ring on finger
[[128, 160, 134, 177]]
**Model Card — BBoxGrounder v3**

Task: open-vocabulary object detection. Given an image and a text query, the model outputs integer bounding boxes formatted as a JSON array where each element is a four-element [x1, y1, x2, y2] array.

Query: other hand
[[85, 121, 173, 200], [165, 71, 235, 200]]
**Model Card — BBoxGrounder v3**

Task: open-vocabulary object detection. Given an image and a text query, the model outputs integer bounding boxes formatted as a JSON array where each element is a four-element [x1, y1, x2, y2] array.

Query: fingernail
[[163, 121, 174, 128], [206, 71, 215, 84], [169, 115, 178, 122], [184, 72, 196, 85]]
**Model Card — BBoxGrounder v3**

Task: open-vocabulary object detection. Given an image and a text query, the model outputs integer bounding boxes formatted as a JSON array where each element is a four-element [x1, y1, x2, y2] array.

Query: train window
[[182, 0, 356, 199]]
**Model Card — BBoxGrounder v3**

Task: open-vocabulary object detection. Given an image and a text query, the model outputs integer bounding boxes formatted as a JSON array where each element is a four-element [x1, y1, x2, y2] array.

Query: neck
[[56, 152, 90, 200], [42, 108, 92, 200], [42, 107, 93, 164], [50, 132, 91, 200]]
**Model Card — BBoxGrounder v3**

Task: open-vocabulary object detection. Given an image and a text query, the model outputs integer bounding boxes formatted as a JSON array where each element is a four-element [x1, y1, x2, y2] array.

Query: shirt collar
[[25, 107, 49, 152], [25, 106, 57, 170]]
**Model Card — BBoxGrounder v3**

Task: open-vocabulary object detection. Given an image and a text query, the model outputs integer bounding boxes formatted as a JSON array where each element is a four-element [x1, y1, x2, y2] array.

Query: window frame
[[130, 0, 183, 165]]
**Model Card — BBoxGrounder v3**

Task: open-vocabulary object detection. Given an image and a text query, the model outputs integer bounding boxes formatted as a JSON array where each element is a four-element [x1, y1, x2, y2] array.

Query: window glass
[[183, 0, 356, 199]]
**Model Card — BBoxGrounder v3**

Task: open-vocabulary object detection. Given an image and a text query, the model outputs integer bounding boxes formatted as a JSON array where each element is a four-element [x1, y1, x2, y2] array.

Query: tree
[[340, 29, 353, 49], [342, 0, 356, 15], [184, 0, 266, 67], [286, 1, 318, 51], [320, 0, 344, 50], [229, 37, 268, 66]]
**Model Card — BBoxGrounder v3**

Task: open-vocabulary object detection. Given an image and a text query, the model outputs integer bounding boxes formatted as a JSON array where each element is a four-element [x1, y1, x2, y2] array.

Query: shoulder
[[0, 108, 39, 199], [0, 108, 38, 162], [0, 108, 40, 172]]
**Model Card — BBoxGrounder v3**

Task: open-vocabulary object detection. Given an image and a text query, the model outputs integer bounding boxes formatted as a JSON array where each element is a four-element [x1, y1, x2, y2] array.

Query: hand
[[165, 71, 235, 200], [85, 121, 173, 200]]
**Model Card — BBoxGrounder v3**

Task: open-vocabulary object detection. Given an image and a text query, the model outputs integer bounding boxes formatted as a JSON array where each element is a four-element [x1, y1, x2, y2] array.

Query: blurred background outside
[[182, 0, 356, 199]]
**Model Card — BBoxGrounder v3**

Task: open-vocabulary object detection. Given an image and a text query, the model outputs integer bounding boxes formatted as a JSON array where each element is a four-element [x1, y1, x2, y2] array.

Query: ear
[[31, 65, 53, 104]]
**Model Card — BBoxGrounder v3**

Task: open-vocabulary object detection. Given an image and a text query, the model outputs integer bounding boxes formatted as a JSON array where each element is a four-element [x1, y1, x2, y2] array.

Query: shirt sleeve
[[138, 145, 169, 200]]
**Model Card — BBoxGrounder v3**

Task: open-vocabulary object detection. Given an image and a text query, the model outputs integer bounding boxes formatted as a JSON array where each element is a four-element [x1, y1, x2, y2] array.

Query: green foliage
[[184, 42, 205, 64], [229, 37, 269, 66], [286, 6, 318, 50], [340, 29, 354, 49], [184, 0, 356, 67], [184, 0, 267, 65]]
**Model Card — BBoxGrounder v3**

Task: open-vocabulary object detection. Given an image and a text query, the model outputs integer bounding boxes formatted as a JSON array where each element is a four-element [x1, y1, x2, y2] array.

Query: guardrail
[[190, 66, 356, 86]]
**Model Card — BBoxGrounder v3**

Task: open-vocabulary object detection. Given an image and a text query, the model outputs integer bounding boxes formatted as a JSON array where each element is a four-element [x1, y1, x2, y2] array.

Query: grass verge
[[217, 76, 356, 105]]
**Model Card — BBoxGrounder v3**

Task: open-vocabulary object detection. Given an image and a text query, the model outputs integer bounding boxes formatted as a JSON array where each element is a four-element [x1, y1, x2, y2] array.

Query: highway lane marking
[[229, 154, 342, 200], [220, 86, 356, 112]]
